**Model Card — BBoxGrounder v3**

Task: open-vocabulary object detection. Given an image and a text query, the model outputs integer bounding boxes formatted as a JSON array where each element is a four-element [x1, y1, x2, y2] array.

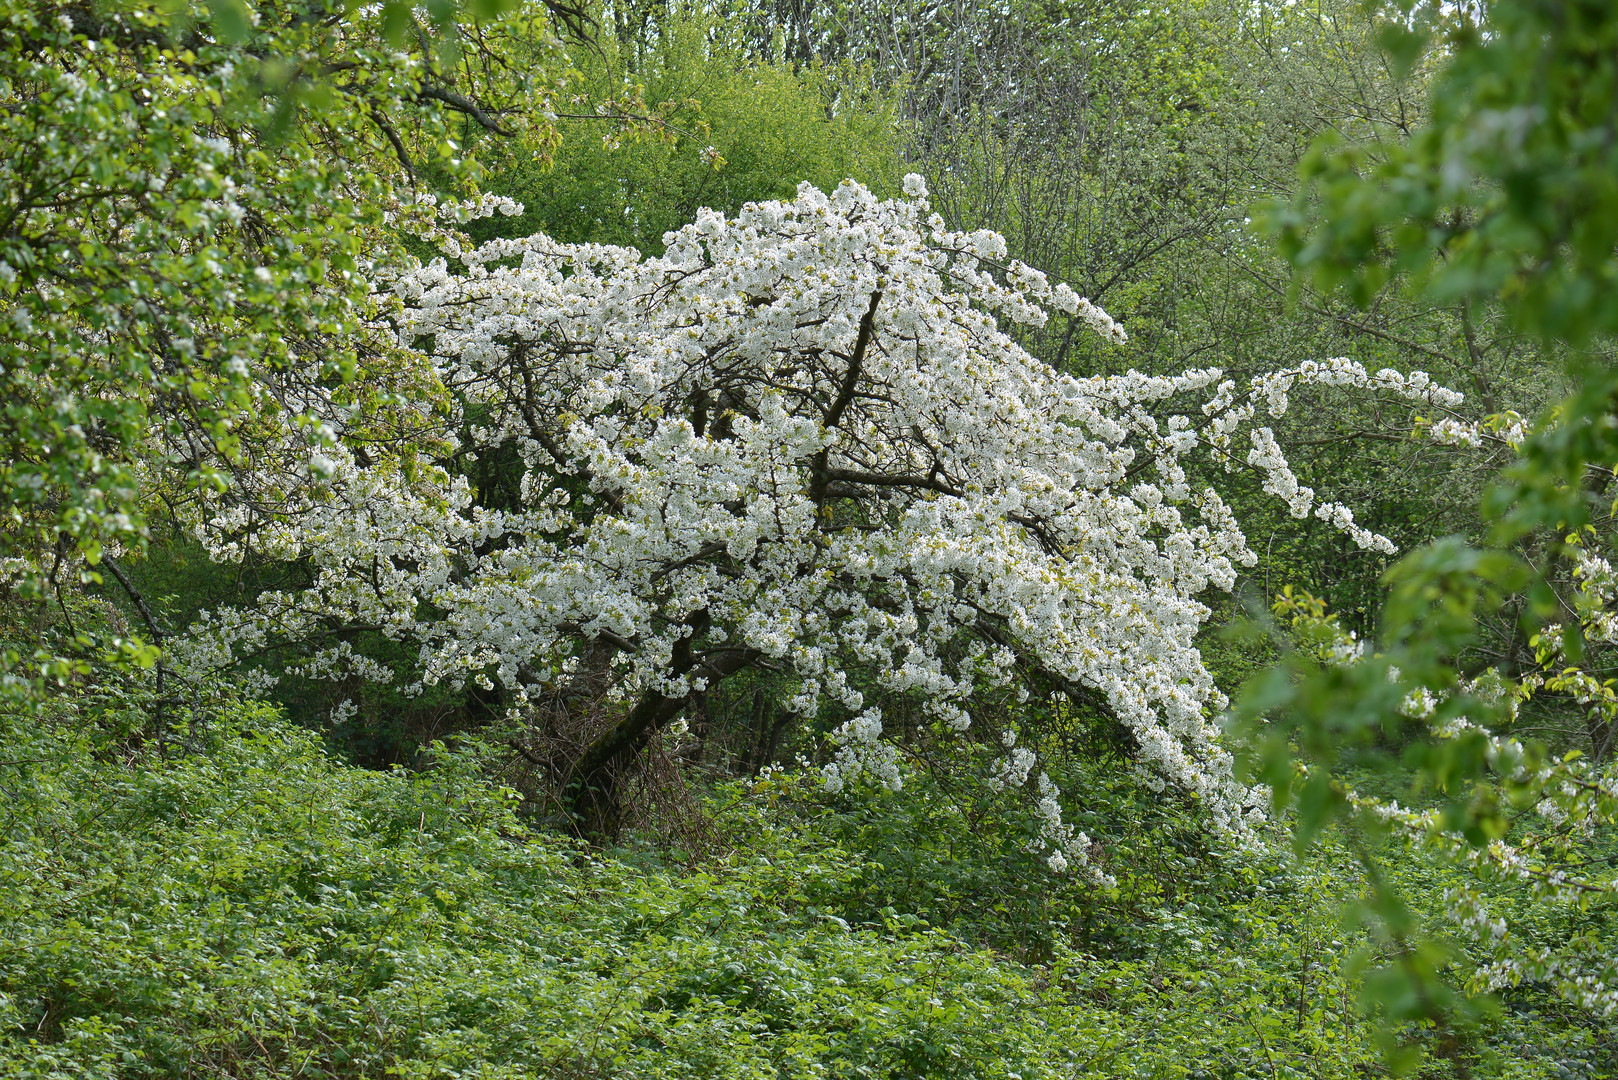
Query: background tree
[[0, 0, 586, 710]]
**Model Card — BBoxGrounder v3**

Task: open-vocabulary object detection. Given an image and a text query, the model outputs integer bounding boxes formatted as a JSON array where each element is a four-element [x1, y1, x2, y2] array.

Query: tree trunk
[[565, 686, 688, 839], [562, 616, 756, 839]]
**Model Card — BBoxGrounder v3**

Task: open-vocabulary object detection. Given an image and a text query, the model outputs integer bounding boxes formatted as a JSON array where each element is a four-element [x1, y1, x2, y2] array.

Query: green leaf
[[208, 0, 253, 44], [1374, 22, 1429, 81]]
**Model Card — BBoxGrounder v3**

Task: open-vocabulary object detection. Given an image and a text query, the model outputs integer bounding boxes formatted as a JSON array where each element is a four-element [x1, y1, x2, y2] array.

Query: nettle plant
[[172, 178, 1465, 860]]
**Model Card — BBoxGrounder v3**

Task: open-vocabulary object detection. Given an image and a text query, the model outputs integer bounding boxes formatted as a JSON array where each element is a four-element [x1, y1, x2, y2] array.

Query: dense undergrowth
[[1, 701, 1604, 1079]]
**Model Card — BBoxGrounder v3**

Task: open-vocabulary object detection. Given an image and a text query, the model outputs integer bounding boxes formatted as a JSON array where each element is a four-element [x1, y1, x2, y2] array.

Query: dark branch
[[808, 290, 882, 507], [825, 468, 961, 497], [825, 290, 882, 431], [370, 107, 415, 179], [101, 556, 165, 645], [416, 85, 516, 136]]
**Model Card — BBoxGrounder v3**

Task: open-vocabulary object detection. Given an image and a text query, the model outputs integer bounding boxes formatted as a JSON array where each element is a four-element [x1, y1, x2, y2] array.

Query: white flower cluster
[[1426, 417, 1485, 448], [174, 179, 1450, 862], [1419, 409, 1527, 451], [1200, 355, 1468, 555], [1031, 769, 1108, 880], [821, 708, 901, 793]]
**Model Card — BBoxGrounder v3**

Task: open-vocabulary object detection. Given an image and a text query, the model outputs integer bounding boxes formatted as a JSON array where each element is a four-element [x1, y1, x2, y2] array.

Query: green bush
[[4, 704, 1044, 1077]]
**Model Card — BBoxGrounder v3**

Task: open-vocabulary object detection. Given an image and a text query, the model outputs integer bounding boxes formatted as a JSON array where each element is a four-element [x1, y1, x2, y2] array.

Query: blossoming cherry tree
[[178, 177, 1465, 859]]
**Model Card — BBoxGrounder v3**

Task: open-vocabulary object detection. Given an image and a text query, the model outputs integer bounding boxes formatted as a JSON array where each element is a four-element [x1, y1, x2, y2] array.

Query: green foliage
[[1277, 0, 1618, 350], [1216, 0, 1618, 1060], [1231, 579, 1618, 1073], [0, 0, 578, 710], [1245, 1, 1618, 1059], [3, 704, 1041, 1077], [469, 14, 904, 255]]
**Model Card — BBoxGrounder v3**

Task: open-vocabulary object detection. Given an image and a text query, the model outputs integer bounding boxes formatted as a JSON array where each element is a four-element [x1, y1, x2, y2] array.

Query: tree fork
[[563, 610, 759, 837], [808, 289, 882, 509]]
